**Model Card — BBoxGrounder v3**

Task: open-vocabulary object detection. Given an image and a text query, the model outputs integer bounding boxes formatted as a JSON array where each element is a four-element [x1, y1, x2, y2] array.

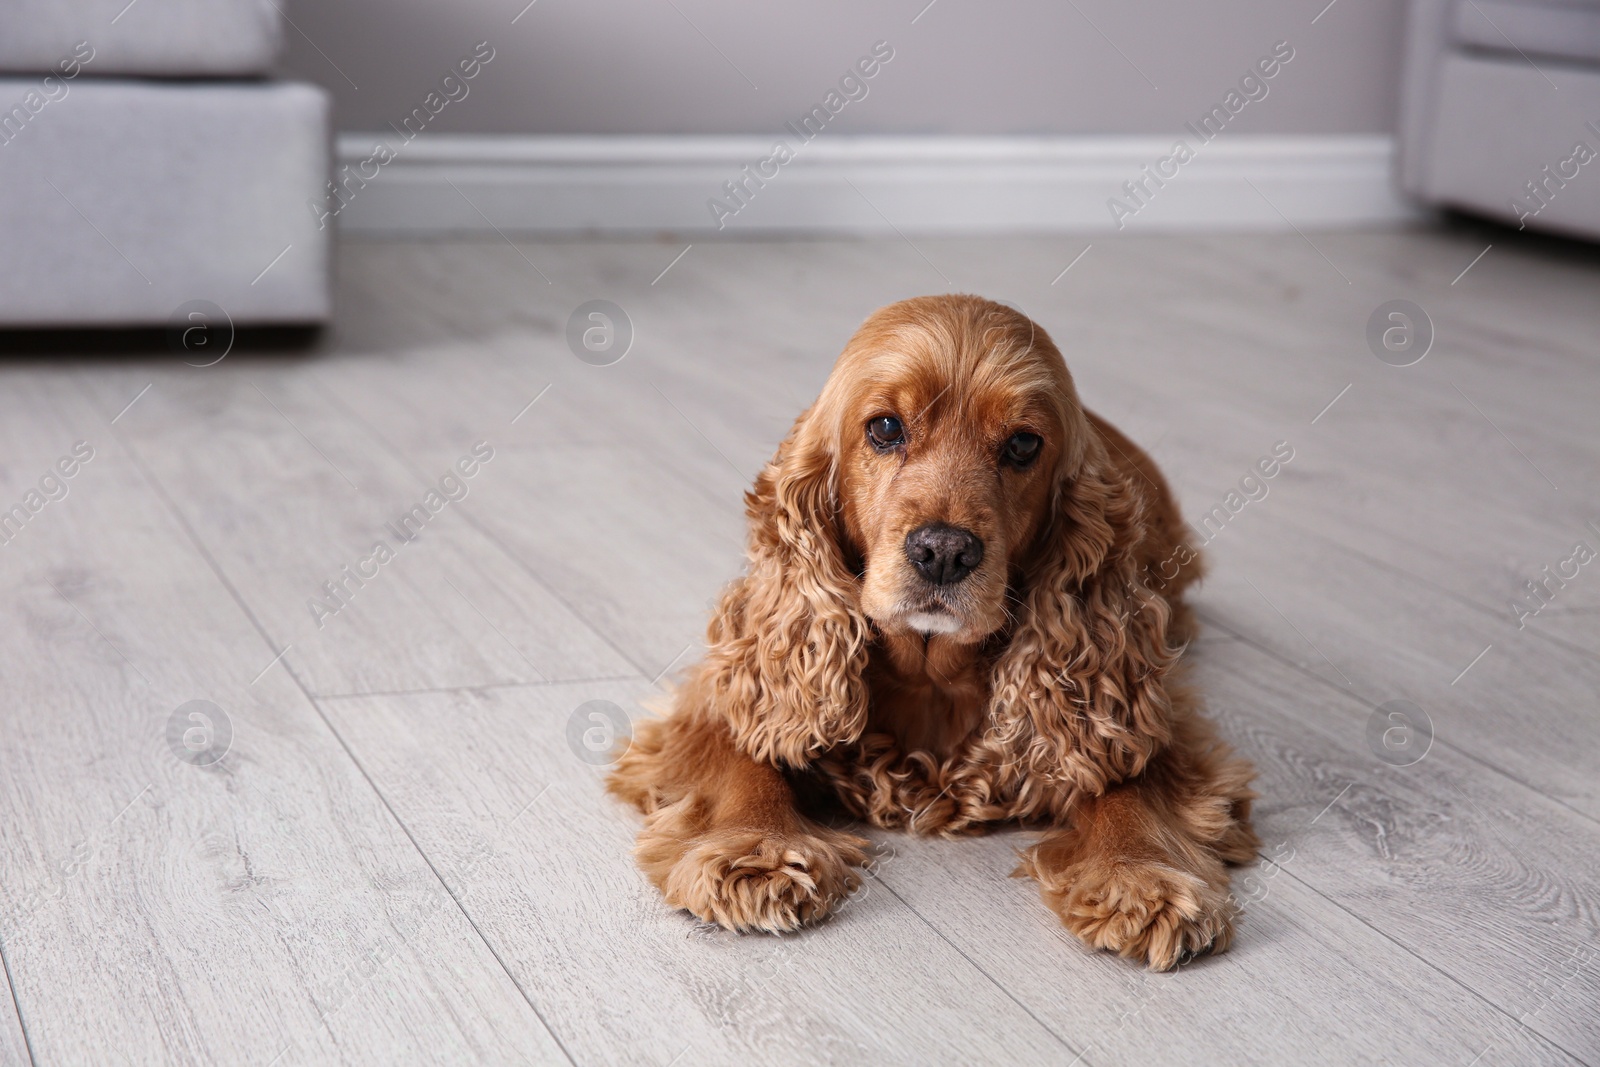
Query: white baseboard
[[329, 134, 1418, 235]]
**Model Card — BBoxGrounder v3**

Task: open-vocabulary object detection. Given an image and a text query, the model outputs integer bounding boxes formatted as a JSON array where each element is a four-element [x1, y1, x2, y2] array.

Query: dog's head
[[824, 296, 1087, 644], [704, 295, 1176, 788]]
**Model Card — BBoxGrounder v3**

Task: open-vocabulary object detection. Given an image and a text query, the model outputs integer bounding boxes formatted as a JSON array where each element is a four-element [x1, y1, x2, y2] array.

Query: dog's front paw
[[1039, 859, 1233, 970], [653, 828, 868, 933]]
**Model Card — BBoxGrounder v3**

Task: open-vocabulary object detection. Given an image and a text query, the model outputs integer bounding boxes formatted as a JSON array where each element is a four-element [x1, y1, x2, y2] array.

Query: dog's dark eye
[[867, 415, 905, 450], [1003, 431, 1042, 468]]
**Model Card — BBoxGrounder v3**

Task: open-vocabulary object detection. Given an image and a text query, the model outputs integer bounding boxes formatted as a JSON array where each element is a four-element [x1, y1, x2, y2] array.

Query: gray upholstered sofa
[[1399, 0, 1600, 239], [0, 0, 330, 326]]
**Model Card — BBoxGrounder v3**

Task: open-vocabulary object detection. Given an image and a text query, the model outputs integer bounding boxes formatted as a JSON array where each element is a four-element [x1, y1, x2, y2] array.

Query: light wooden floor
[[1, 227, 1597, 1066]]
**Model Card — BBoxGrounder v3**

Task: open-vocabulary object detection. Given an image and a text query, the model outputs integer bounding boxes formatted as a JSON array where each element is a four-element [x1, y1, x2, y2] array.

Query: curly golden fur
[[609, 295, 1258, 969]]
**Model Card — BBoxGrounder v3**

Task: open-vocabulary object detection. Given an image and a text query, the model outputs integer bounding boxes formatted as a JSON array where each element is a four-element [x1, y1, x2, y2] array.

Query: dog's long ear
[[701, 407, 871, 766], [987, 433, 1181, 795]]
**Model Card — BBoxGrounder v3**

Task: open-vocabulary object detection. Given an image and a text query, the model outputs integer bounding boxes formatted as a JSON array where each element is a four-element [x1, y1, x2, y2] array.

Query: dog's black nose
[[904, 523, 984, 585]]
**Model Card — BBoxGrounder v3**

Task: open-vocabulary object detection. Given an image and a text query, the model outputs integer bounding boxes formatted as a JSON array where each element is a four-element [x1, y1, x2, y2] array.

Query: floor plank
[[1076, 332, 1600, 621], [77, 367, 634, 697], [0, 374, 568, 1065], [1038, 231, 1600, 628], [863, 839, 1582, 1067], [1196, 640, 1600, 1063], [340, 377, 748, 679], [0, 962, 29, 1067], [1194, 507, 1600, 821]]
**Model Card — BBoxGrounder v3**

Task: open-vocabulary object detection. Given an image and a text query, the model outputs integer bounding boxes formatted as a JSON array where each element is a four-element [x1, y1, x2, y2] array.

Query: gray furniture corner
[[1399, 0, 1600, 240], [0, 0, 331, 327]]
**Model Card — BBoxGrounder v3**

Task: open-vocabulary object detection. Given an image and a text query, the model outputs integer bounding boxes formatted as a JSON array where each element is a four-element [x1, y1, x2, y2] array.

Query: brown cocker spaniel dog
[[609, 294, 1258, 969]]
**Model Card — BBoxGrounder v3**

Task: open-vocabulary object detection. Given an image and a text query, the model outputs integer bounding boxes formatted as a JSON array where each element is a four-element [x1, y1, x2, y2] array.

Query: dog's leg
[[608, 712, 868, 933], [1017, 714, 1258, 970]]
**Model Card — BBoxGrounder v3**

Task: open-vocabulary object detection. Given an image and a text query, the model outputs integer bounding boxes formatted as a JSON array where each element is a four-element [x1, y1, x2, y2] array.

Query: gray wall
[[280, 0, 1406, 136]]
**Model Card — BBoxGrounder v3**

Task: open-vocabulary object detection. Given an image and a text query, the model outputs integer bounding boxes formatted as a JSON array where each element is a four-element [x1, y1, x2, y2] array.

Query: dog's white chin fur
[[904, 611, 963, 635]]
